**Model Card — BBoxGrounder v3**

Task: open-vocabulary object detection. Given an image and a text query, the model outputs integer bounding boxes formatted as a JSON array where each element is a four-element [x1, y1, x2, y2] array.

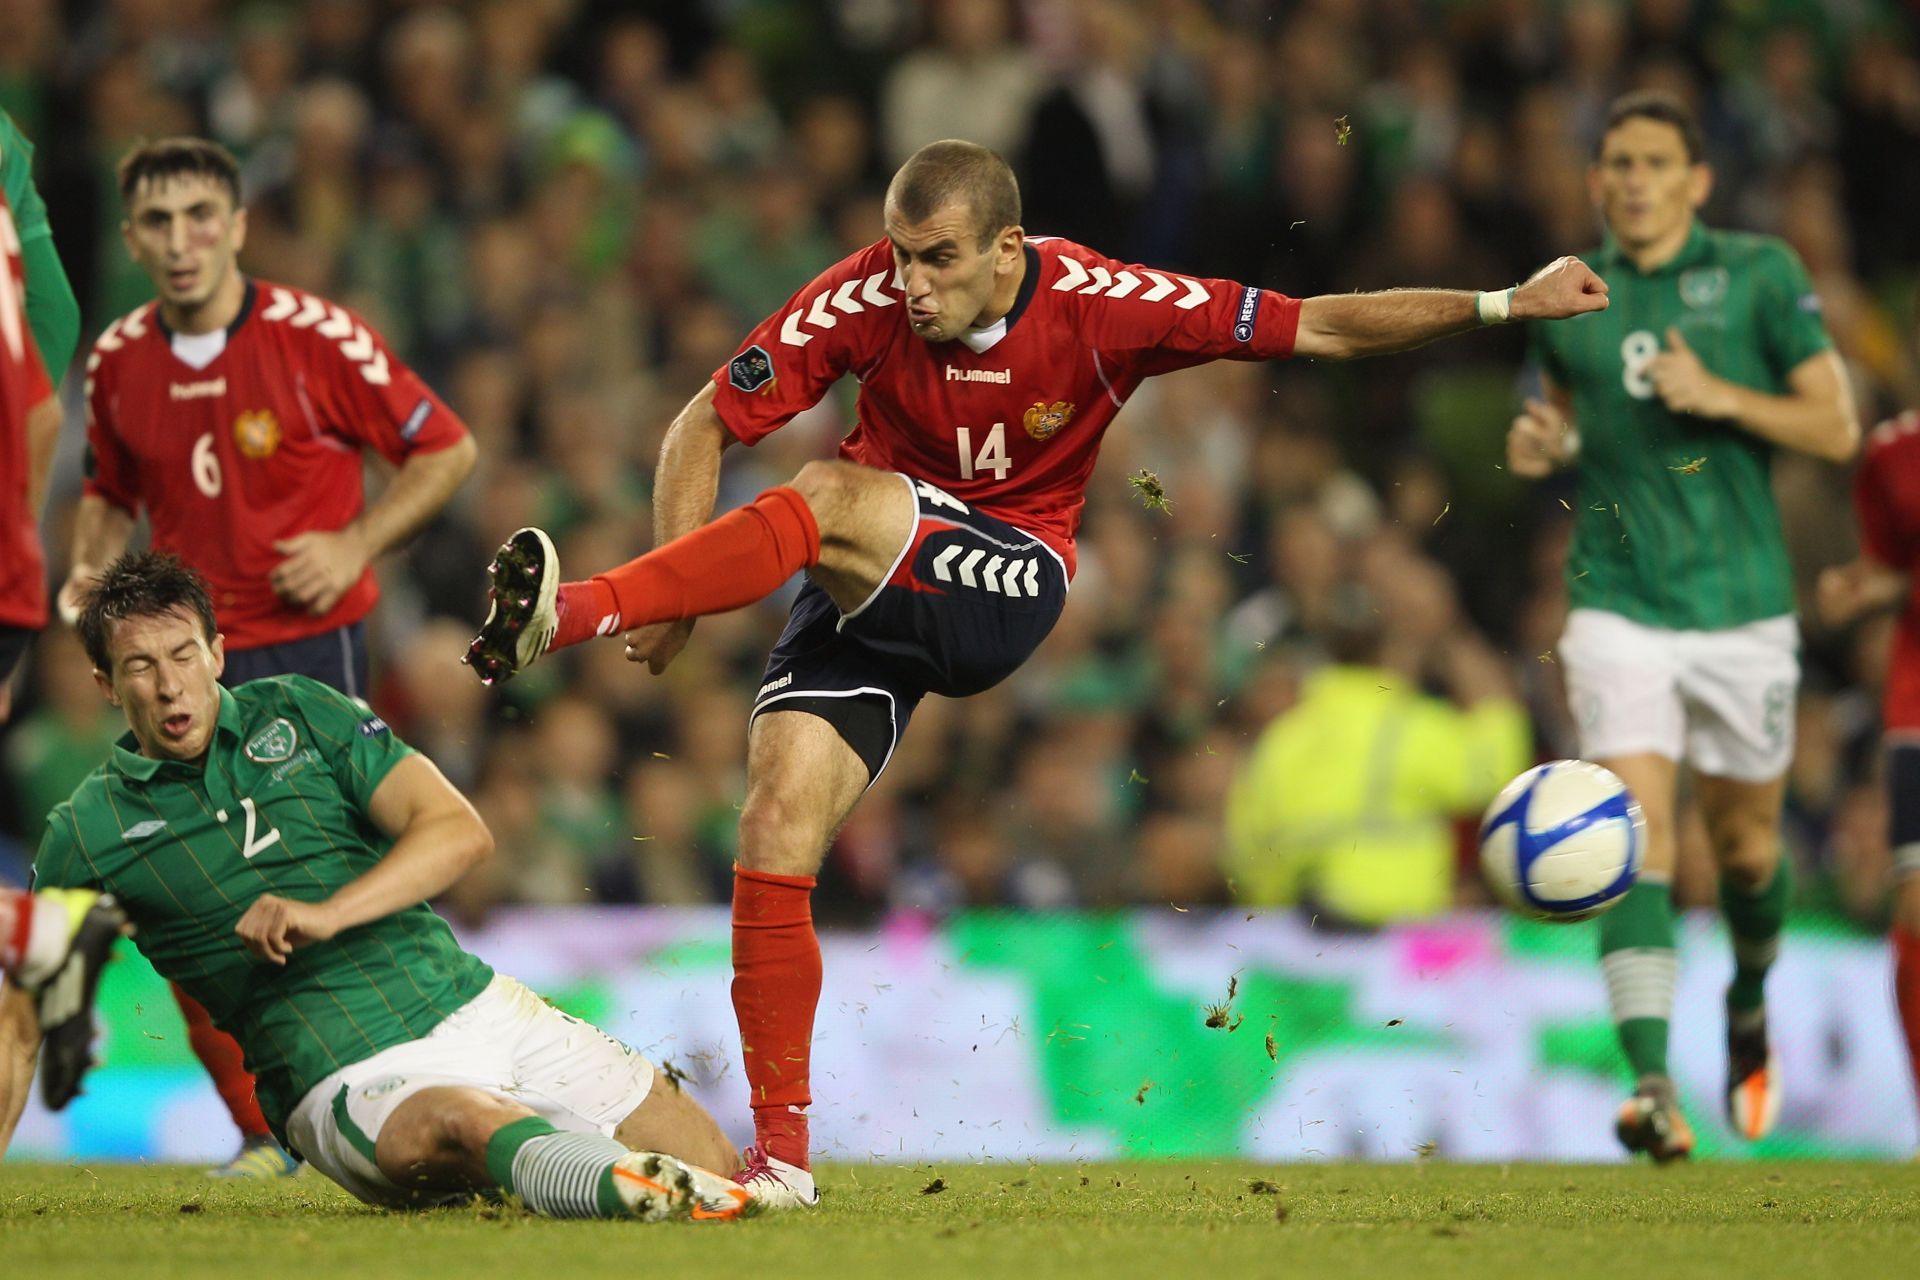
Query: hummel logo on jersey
[[121, 819, 168, 841], [170, 378, 227, 400], [945, 367, 1010, 384], [757, 673, 793, 699], [260, 287, 391, 385], [778, 271, 898, 347], [1051, 257, 1210, 309]]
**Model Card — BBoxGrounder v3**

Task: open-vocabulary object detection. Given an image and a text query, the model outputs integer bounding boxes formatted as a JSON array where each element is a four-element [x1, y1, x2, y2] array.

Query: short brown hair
[[78, 551, 219, 673], [117, 137, 243, 209], [885, 140, 1021, 249], [1597, 91, 1706, 165]]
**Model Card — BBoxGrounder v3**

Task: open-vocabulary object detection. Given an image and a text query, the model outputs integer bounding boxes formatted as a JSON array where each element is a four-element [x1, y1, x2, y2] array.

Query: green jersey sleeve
[[279, 675, 415, 813], [1, 110, 78, 375], [1754, 239, 1832, 378], [31, 806, 96, 891]]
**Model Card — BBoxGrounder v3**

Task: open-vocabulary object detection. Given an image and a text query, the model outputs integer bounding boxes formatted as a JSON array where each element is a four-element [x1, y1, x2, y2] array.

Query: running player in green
[[1509, 92, 1858, 1160], [0, 552, 759, 1220]]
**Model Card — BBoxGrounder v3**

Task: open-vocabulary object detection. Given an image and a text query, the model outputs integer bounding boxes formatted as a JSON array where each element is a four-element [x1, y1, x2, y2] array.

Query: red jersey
[[0, 187, 52, 630], [1855, 410, 1920, 730], [709, 237, 1301, 574], [83, 280, 468, 650]]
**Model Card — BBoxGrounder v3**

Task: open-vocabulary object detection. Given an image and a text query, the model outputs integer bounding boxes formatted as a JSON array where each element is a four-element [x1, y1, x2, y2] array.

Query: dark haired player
[[62, 137, 477, 1177], [1509, 92, 1856, 1159]]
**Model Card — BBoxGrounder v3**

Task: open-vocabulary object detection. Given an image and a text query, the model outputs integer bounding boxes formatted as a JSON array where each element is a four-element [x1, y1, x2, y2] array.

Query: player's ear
[[230, 205, 248, 254], [93, 665, 119, 707], [1584, 163, 1605, 212], [119, 218, 137, 264], [209, 633, 226, 679], [996, 224, 1024, 271], [1687, 162, 1712, 211]]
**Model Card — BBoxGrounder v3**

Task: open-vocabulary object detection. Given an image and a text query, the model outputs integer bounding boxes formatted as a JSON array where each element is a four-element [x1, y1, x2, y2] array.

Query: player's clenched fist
[[1507, 398, 1581, 478], [1512, 256, 1611, 321], [236, 893, 341, 965]]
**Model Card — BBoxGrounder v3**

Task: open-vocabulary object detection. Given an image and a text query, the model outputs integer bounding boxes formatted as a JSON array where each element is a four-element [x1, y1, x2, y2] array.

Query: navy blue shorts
[[752, 477, 1068, 782], [0, 625, 34, 689], [221, 620, 370, 701], [1891, 742, 1920, 879]]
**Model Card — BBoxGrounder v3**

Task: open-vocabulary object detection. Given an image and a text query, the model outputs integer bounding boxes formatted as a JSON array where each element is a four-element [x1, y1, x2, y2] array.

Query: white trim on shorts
[[840, 471, 922, 624], [751, 685, 901, 785]]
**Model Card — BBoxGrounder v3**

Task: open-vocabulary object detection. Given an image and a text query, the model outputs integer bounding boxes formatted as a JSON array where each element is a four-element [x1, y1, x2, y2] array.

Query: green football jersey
[[33, 676, 493, 1133], [1527, 223, 1832, 630]]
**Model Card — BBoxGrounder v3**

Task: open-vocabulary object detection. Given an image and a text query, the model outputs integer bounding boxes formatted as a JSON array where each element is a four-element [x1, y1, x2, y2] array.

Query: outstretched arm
[[1294, 257, 1610, 360], [233, 754, 493, 964], [0, 983, 41, 1155]]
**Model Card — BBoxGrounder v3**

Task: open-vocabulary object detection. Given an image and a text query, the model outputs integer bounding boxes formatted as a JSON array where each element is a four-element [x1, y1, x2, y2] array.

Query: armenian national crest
[[233, 409, 281, 459], [1022, 399, 1074, 441]]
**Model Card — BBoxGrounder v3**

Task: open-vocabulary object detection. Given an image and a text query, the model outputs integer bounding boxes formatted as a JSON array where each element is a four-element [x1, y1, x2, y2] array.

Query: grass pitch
[[4, 1161, 1917, 1280]]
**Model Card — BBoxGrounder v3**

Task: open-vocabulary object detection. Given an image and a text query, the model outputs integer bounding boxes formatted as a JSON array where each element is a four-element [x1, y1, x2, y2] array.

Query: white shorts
[[1557, 608, 1799, 783], [284, 974, 657, 1207]]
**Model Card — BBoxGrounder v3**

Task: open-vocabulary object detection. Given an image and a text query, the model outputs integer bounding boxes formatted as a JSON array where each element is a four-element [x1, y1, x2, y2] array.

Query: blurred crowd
[[2, 0, 1918, 930]]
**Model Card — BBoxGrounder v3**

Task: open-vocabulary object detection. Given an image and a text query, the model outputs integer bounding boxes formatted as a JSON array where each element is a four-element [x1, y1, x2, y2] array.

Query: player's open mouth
[[161, 713, 193, 738], [167, 269, 197, 291], [908, 308, 937, 326]]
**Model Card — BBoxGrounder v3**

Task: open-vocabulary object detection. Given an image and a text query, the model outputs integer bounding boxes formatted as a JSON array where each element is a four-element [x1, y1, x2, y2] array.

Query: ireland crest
[[245, 718, 299, 764], [1679, 266, 1729, 309]]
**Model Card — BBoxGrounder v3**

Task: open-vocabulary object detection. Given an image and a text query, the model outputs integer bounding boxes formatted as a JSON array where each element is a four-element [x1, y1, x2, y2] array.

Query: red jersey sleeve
[[1857, 417, 1920, 570], [297, 300, 467, 464], [81, 323, 139, 514], [709, 241, 899, 446], [1043, 241, 1302, 380]]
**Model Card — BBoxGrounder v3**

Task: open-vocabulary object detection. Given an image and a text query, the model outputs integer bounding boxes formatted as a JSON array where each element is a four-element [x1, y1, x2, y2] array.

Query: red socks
[[1, 889, 29, 974], [551, 486, 821, 651], [731, 865, 821, 1170], [1895, 929, 1920, 1108], [173, 983, 271, 1139]]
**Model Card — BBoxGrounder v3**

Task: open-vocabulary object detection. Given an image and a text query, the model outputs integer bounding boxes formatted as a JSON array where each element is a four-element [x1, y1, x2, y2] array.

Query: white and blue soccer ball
[[1478, 759, 1643, 922]]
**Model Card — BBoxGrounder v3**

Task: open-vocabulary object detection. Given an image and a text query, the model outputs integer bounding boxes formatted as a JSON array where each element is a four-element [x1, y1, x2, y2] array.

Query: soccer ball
[[1478, 759, 1643, 922]]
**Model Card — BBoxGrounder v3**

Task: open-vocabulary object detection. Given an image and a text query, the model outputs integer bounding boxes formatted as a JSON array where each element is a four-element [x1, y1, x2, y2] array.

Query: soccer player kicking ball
[[1508, 93, 1858, 1160], [0, 554, 757, 1222], [1817, 378, 1920, 1150], [465, 139, 1611, 1206], [59, 138, 478, 1178]]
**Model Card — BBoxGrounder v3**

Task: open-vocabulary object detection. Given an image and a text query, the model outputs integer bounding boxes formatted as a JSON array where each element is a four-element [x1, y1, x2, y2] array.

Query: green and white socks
[[485, 1117, 632, 1218], [1721, 859, 1789, 1021], [1599, 880, 1678, 1085], [1599, 863, 1789, 1085]]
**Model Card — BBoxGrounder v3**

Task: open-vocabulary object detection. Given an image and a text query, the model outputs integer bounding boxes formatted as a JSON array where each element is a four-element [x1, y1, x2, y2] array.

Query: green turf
[[4, 1161, 1917, 1279]]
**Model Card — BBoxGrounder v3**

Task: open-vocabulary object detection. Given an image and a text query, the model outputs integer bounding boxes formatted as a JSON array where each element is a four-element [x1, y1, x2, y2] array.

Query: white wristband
[[1475, 286, 1516, 325]]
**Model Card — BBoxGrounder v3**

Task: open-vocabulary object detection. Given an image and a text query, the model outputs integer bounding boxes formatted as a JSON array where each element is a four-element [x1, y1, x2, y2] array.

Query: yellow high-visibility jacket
[[1224, 665, 1531, 925]]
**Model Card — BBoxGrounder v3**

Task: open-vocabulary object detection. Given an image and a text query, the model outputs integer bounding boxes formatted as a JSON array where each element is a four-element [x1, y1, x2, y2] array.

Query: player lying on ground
[[464, 138, 1611, 1207], [0, 553, 759, 1221], [62, 137, 479, 1178]]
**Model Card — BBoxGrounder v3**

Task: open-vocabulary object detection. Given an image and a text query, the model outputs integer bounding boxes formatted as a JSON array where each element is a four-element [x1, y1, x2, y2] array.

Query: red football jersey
[[83, 280, 467, 650], [0, 187, 52, 631], [709, 237, 1301, 574], [1855, 410, 1920, 730]]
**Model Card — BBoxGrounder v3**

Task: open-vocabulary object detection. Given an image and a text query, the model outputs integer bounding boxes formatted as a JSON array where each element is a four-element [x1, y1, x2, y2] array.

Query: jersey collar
[[109, 687, 244, 781], [955, 244, 1041, 354], [152, 278, 257, 341], [1599, 220, 1709, 276]]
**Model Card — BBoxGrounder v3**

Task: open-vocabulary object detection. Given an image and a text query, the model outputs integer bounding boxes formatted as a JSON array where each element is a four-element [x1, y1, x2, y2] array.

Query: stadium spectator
[[1224, 567, 1530, 927]]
